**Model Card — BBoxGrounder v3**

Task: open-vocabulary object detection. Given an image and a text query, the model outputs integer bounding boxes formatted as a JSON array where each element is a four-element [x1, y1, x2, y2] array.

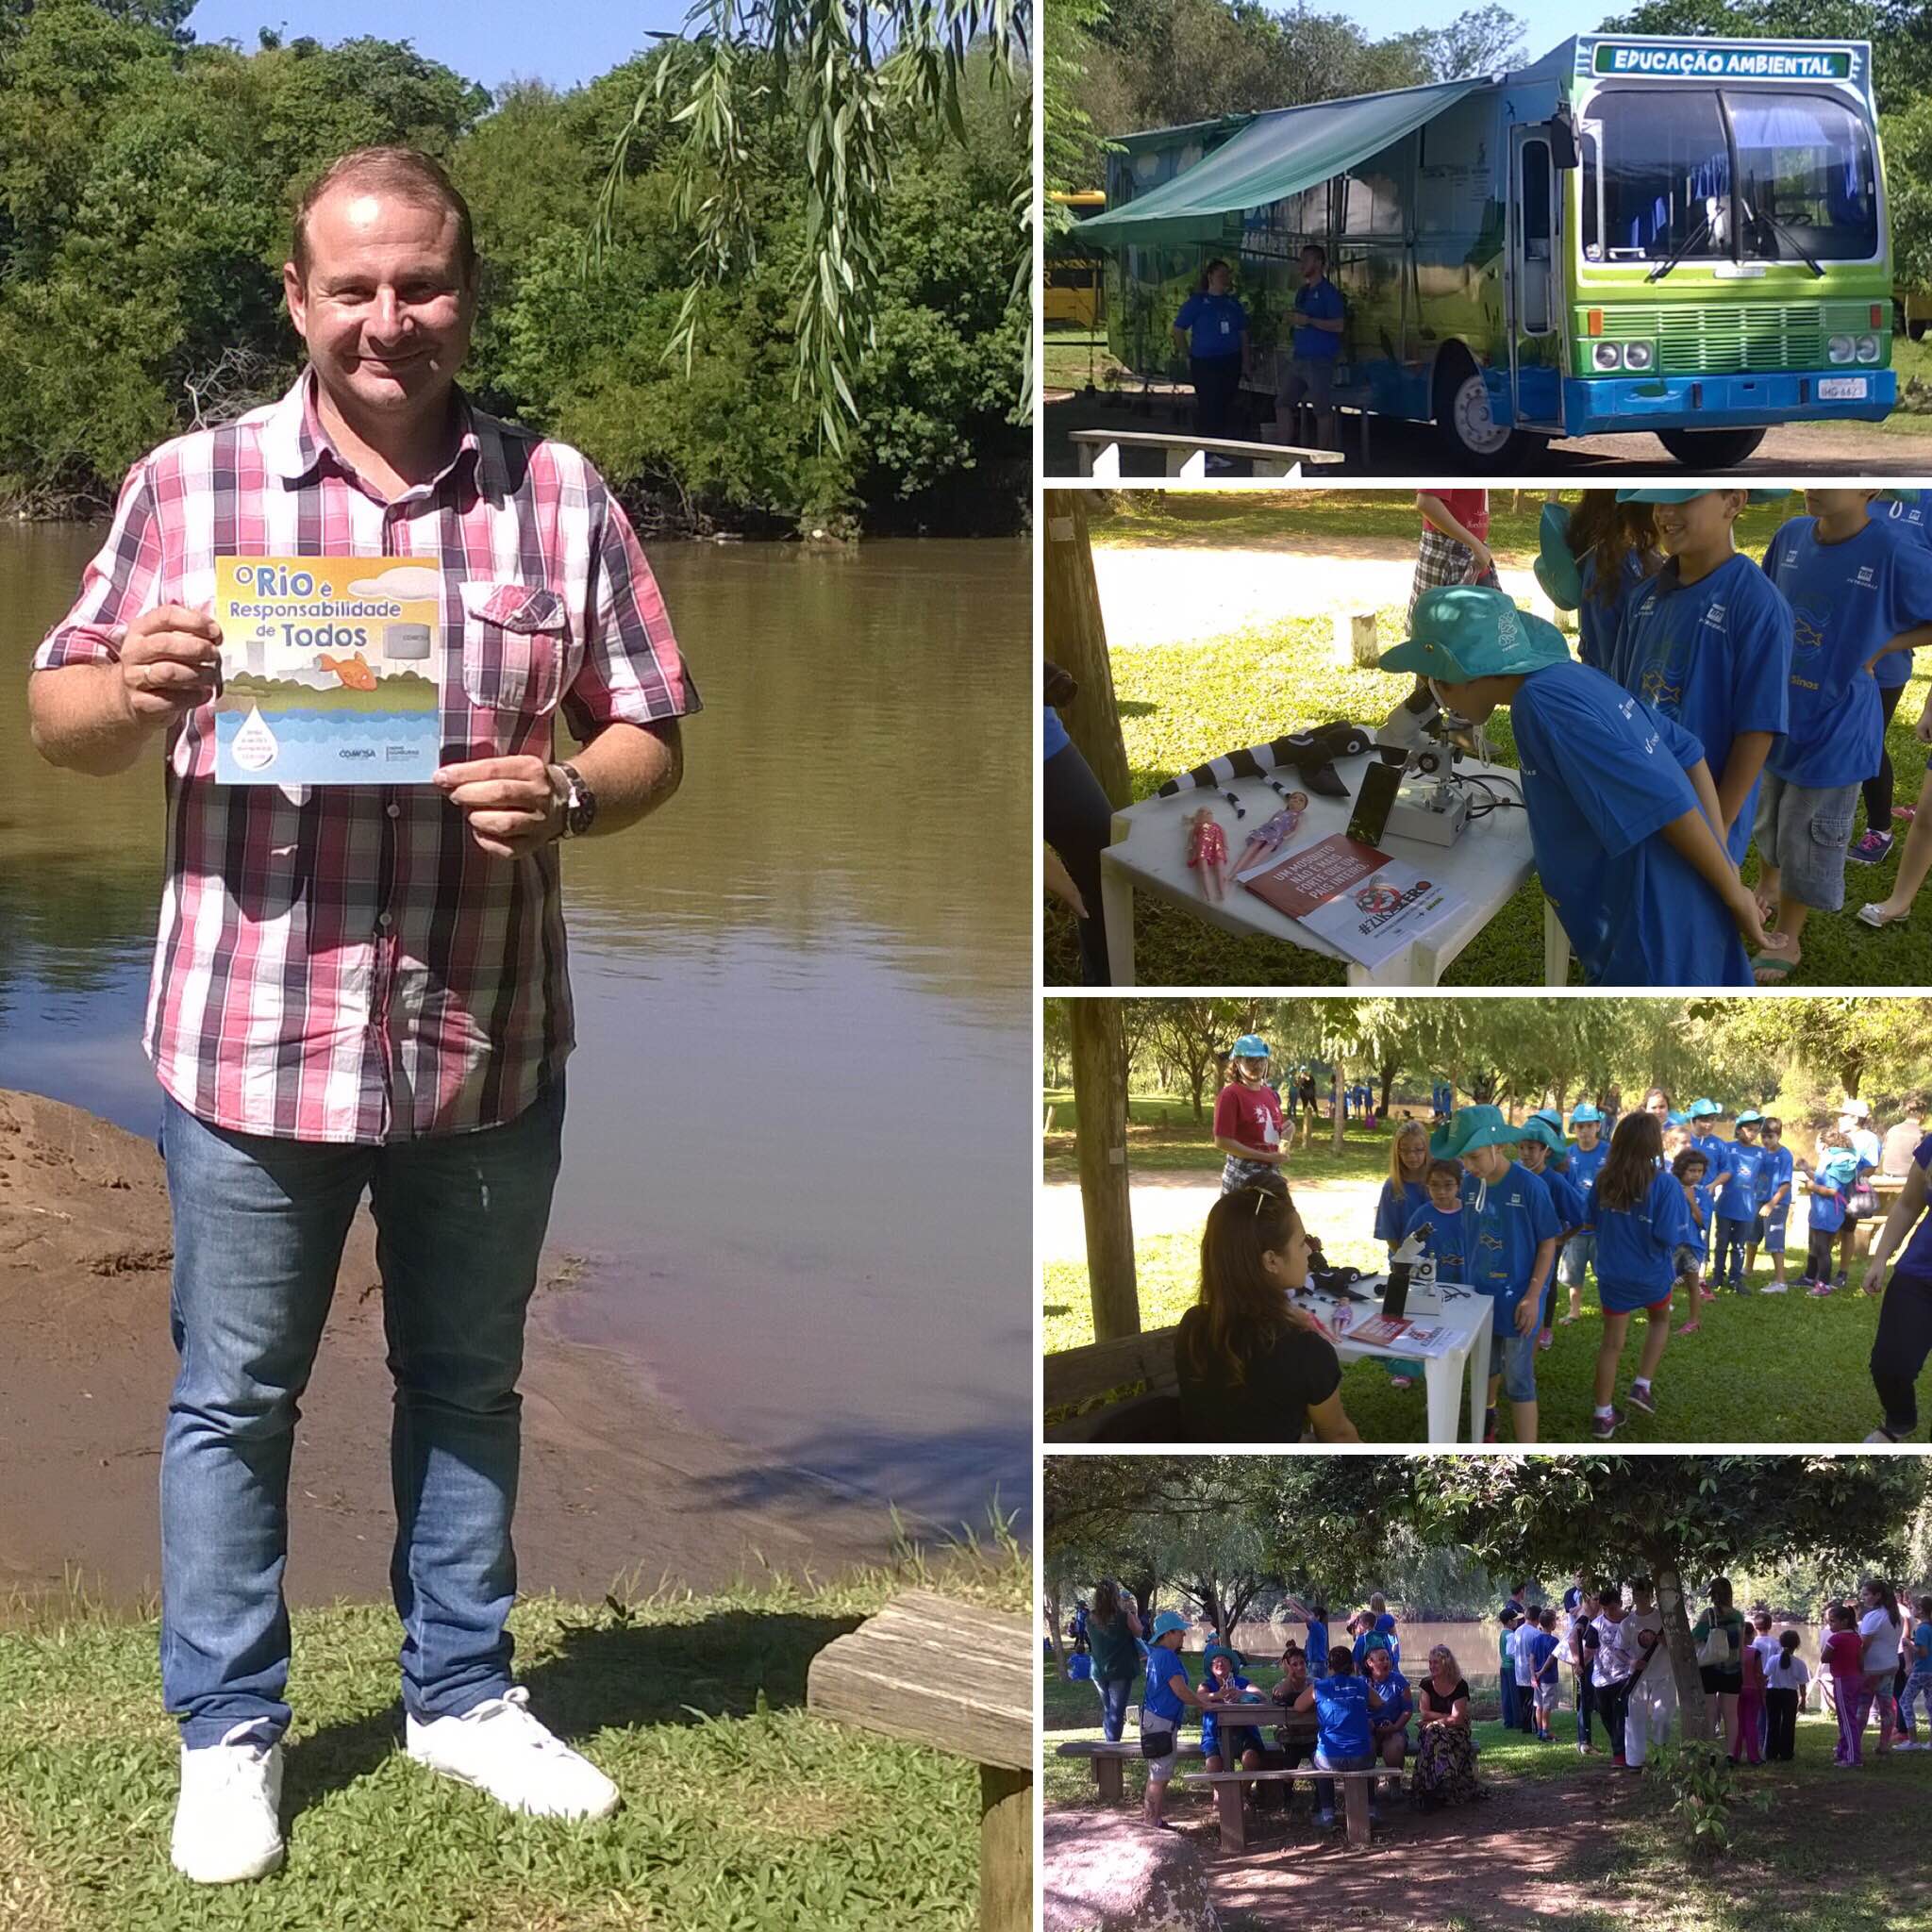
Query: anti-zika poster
[[213, 558, 443, 785]]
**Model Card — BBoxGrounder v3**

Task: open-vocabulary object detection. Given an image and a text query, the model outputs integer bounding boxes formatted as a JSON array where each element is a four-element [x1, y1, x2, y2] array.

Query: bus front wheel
[[1433, 358, 1521, 467], [1656, 427, 1767, 468]]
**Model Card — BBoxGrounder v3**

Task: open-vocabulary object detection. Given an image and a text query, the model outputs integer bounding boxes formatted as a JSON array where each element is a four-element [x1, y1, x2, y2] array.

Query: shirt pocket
[[458, 580, 569, 716]]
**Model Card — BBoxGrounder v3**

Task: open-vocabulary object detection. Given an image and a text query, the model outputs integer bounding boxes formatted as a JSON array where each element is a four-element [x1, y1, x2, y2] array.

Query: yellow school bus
[[1046, 192, 1107, 329]]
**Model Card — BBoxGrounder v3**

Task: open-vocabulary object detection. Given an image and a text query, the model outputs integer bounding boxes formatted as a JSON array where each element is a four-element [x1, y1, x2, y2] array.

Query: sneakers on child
[[405, 1686, 620, 1821], [1590, 1407, 1624, 1441], [1627, 1382, 1657, 1415], [1866, 1427, 1904, 1443], [1832, 1271, 1849, 1291], [1848, 829, 1894, 864], [1761, 1279, 1788, 1293], [171, 1723, 285, 1884], [1808, 1280, 1834, 1297]]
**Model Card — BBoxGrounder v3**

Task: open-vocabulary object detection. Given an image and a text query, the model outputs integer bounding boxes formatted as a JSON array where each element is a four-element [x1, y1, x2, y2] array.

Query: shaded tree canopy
[[0, 0, 1026, 534]]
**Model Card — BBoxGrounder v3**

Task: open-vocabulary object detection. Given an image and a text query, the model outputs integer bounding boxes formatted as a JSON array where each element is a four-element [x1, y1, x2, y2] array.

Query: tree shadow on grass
[[279, 1607, 863, 1823]]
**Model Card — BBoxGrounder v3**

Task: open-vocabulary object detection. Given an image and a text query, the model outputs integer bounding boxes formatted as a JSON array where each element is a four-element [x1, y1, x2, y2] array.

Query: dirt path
[[1090, 538, 1545, 650], [1041, 1172, 1385, 1265], [0, 1089, 898, 1610]]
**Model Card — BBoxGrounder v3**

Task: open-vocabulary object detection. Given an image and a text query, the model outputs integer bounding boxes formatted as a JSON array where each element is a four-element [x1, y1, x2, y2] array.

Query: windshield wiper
[[1741, 197, 1826, 277], [1646, 210, 1712, 285]]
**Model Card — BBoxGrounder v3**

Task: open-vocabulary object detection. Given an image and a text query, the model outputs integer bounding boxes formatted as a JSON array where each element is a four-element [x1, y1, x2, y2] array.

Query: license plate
[[1819, 377, 1869, 400]]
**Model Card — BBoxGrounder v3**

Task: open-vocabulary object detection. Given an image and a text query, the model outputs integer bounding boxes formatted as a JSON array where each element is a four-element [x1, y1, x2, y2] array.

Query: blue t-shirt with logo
[[1568, 1141, 1608, 1195], [1912, 1618, 1932, 1669], [1692, 1133, 1734, 1192], [1584, 1167, 1693, 1309], [1366, 1666, 1412, 1728], [1458, 1158, 1560, 1315], [1575, 548, 1656, 674], [1807, 1174, 1848, 1234], [1756, 1144, 1795, 1221], [1174, 291, 1246, 359], [1612, 551, 1792, 861], [1291, 276, 1344, 359], [1200, 1673, 1258, 1757], [1529, 1629, 1560, 1685], [1509, 659, 1752, 988], [1880, 494, 1932, 689], [1717, 1140, 1764, 1221], [1535, 1162, 1589, 1230], [1761, 516, 1932, 785], [1312, 1674, 1374, 1758], [1896, 1133, 1932, 1278], [1377, 1177, 1431, 1244], [1142, 1645, 1191, 1723], [1403, 1199, 1467, 1279]]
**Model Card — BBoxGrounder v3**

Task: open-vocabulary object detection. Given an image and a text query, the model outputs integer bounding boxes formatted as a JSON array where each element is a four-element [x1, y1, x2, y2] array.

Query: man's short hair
[[292, 146, 475, 280], [1301, 242, 1328, 267]]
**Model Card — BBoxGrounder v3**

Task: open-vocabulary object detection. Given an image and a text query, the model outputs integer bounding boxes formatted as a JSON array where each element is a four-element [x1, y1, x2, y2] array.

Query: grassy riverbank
[[0, 1530, 1025, 1932]]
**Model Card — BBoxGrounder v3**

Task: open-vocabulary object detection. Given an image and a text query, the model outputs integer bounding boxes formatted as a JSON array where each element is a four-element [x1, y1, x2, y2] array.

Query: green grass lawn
[[1042, 606, 1932, 989], [1045, 1217, 1890, 1441], [1041, 1088, 1400, 1182], [0, 1541, 1026, 1932], [1043, 326, 1129, 394], [1043, 1669, 1928, 1932]]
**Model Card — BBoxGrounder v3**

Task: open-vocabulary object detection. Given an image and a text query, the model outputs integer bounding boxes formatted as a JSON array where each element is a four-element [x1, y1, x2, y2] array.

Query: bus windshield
[[1587, 86, 1878, 266]]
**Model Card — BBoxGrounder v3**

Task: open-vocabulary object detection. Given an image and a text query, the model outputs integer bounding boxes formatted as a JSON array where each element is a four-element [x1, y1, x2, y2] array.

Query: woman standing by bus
[[1171, 260, 1249, 444]]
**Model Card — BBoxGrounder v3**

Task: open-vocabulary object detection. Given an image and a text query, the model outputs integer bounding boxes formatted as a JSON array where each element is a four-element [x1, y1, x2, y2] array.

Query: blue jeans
[[158, 1082, 566, 1747], [1095, 1674, 1134, 1742], [1714, 1215, 1751, 1289]]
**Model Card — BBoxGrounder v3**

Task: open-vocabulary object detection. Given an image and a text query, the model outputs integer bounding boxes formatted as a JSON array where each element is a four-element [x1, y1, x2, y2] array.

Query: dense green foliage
[[0, 0, 1026, 533]]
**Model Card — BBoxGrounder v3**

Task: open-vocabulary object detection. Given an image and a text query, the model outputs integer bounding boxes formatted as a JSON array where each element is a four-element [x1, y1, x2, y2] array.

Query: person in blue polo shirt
[[1432, 1105, 1559, 1443], [1756, 491, 1932, 974], [1746, 1115, 1796, 1292], [1516, 1115, 1587, 1348], [1171, 260, 1249, 443], [1558, 1104, 1609, 1324], [1276, 243, 1345, 452], [1291, 1645, 1377, 1829], [1685, 1099, 1734, 1199], [1377, 585, 1780, 987], [1610, 489, 1793, 866]]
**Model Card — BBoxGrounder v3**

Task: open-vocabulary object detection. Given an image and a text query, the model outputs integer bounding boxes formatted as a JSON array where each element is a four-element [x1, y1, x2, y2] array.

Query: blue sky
[[183, 0, 685, 92], [1302, 1, 1615, 58]]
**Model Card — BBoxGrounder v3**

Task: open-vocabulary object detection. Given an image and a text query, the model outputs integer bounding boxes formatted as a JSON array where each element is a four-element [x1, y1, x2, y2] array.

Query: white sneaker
[[406, 1686, 619, 1821], [1760, 1281, 1788, 1294], [170, 1723, 285, 1883]]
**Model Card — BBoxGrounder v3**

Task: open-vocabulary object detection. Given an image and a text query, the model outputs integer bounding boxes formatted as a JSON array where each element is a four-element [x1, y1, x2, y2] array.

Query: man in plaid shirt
[[26, 148, 696, 1881]]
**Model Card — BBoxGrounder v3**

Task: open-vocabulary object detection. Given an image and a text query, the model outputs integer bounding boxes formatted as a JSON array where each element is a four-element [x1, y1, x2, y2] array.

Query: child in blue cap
[[1140, 1610, 1216, 1827], [1514, 1115, 1587, 1347], [1711, 1112, 1764, 1294], [1577, 1110, 1693, 1438], [1609, 489, 1792, 866], [1745, 1115, 1795, 1291], [1558, 1104, 1608, 1324], [1754, 490, 1932, 975], [1430, 1104, 1558, 1441], [1377, 585, 1779, 987]]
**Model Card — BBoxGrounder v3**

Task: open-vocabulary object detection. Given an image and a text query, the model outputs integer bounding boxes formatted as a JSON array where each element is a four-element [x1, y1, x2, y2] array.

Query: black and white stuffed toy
[[1154, 722, 1374, 802]]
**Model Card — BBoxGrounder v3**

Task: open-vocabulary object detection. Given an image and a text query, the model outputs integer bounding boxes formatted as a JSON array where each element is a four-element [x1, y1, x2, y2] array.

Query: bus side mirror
[[1550, 120, 1579, 172]]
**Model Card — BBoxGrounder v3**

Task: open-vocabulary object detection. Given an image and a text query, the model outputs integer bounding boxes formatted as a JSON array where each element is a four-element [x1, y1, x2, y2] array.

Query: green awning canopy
[[1075, 76, 1491, 247]]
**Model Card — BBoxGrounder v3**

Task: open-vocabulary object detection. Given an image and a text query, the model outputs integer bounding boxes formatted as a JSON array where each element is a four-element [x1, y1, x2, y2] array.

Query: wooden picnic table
[[808, 1590, 1031, 1932], [1054, 1708, 1320, 1797]]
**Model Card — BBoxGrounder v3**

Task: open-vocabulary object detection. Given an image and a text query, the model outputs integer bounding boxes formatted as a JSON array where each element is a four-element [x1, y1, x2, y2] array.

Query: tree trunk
[[1043, 491, 1131, 808], [1072, 998, 1139, 1341], [1190, 1060, 1208, 1123], [1654, 1560, 1711, 1741], [1044, 1586, 1069, 1681], [1331, 1060, 1347, 1156], [1379, 1058, 1396, 1118]]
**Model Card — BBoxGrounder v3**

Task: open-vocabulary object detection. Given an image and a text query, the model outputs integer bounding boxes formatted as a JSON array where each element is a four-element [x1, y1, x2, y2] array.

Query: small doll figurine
[[1185, 807, 1227, 900], [1233, 791, 1308, 875]]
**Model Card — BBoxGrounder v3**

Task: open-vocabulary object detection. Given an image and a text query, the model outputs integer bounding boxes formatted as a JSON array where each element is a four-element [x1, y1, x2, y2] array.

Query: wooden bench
[[1067, 428, 1344, 479], [1054, 1712, 1320, 1797], [1183, 1764, 1398, 1853], [1043, 1327, 1181, 1440], [808, 1589, 1031, 1932]]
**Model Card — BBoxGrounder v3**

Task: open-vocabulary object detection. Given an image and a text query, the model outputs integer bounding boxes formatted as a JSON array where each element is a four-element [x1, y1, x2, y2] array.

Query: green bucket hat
[[1534, 502, 1584, 608], [1735, 1109, 1762, 1126], [1688, 1098, 1723, 1120], [1516, 1115, 1573, 1158], [1615, 489, 1791, 505], [1570, 1103, 1604, 1124], [1202, 1642, 1244, 1674], [1430, 1103, 1521, 1160], [1378, 586, 1572, 685]]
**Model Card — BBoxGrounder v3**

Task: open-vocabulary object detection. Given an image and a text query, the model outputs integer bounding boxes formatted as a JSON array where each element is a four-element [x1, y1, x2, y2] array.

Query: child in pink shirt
[[1823, 1602, 1867, 1766]]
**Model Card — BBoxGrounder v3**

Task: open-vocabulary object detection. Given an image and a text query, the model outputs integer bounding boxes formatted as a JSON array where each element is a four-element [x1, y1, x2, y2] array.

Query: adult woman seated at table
[[1410, 1645, 1482, 1811], [1174, 1174, 1361, 1442]]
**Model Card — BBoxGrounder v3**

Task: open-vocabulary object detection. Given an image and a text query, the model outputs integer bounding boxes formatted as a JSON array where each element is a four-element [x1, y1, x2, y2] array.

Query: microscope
[[1359, 676, 1490, 849]]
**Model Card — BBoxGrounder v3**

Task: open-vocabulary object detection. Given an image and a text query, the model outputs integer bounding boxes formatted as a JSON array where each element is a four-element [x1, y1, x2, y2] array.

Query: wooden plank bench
[[1067, 428, 1345, 479], [808, 1589, 1031, 1932], [1055, 1711, 1319, 1797], [1182, 1765, 1398, 1853], [1043, 1326, 1181, 1441]]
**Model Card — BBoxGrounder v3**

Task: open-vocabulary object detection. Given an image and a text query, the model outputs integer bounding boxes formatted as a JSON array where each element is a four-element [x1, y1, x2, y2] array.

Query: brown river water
[[0, 524, 1031, 1534]]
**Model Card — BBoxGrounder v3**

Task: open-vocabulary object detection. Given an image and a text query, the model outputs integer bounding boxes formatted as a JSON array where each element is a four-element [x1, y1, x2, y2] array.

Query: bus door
[[1508, 125, 1563, 432]]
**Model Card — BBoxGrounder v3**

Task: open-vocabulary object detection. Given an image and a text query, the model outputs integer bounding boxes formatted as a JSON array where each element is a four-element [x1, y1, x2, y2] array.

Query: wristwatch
[[550, 761, 596, 840]]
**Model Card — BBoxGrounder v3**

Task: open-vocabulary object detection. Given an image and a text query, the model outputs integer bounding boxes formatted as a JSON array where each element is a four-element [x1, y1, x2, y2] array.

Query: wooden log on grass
[[1336, 610, 1378, 668], [808, 1589, 1033, 1932]]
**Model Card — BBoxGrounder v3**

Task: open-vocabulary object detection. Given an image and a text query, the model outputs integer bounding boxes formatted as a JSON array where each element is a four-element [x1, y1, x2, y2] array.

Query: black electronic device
[[1382, 1258, 1413, 1319], [1346, 758, 1403, 847]]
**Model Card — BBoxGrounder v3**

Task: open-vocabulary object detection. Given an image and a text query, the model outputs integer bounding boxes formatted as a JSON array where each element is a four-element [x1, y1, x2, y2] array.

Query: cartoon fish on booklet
[[317, 650, 379, 691]]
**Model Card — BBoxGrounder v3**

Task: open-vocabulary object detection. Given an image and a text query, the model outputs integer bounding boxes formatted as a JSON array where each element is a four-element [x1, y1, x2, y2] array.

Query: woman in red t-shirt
[[1409, 491, 1497, 622]]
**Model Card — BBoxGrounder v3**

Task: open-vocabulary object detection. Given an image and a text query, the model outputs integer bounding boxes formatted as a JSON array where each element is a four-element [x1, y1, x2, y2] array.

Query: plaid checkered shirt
[[31, 370, 699, 1143]]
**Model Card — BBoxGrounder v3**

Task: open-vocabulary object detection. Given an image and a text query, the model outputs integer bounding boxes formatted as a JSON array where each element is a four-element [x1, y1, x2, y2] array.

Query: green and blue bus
[[1076, 35, 1894, 465]]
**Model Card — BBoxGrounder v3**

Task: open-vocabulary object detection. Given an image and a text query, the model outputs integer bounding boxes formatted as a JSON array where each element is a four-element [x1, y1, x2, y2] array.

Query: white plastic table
[[1296, 1276, 1496, 1444], [1097, 751, 1571, 986]]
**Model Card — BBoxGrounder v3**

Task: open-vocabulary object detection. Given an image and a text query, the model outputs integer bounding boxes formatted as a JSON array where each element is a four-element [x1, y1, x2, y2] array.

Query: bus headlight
[[1592, 341, 1623, 371], [1828, 335, 1856, 364], [1623, 341, 1655, 372], [1856, 335, 1882, 364]]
